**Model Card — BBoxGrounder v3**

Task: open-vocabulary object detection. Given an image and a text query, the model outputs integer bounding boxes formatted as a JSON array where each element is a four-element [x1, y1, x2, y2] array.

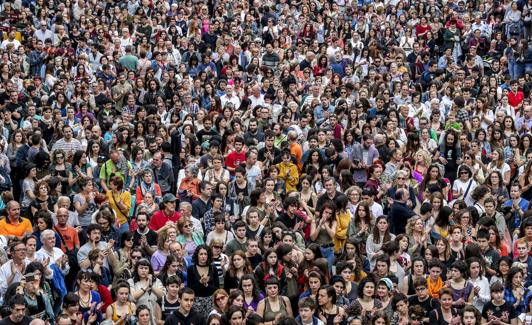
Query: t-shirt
[[73, 194, 97, 227], [0, 218, 33, 238], [54, 225, 80, 252], [408, 296, 440, 318], [0, 316, 32, 325], [225, 150, 246, 173], [482, 301, 517, 324]]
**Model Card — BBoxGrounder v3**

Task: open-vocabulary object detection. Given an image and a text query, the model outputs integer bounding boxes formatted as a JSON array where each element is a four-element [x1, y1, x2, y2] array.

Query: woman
[[135, 305, 154, 325], [209, 289, 229, 317], [106, 176, 131, 234], [203, 155, 230, 186], [21, 163, 37, 216], [299, 175, 317, 215], [486, 171, 509, 203], [428, 288, 461, 324], [518, 295, 532, 325], [32, 210, 61, 250], [504, 267, 532, 314], [49, 149, 71, 194], [310, 202, 338, 268], [176, 218, 204, 257], [224, 250, 253, 292], [226, 305, 246, 325], [135, 170, 162, 207], [467, 257, 490, 313], [178, 165, 201, 203], [366, 216, 395, 268], [448, 260, 474, 309], [406, 216, 430, 257], [15, 264, 54, 321], [401, 257, 426, 296], [334, 195, 351, 255], [75, 271, 103, 322], [68, 150, 93, 194], [347, 201, 373, 243], [206, 214, 234, 247], [420, 164, 449, 201], [127, 259, 164, 325], [317, 285, 346, 325], [256, 277, 293, 324], [187, 245, 219, 319], [254, 249, 287, 292], [390, 293, 410, 325], [431, 206, 453, 241], [348, 277, 383, 324], [30, 181, 56, 221], [490, 256, 513, 286], [151, 232, 172, 274], [239, 274, 264, 312], [452, 165, 478, 207], [105, 281, 136, 325], [487, 148, 511, 186], [462, 151, 486, 184], [376, 278, 394, 320], [455, 209, 476, 243]]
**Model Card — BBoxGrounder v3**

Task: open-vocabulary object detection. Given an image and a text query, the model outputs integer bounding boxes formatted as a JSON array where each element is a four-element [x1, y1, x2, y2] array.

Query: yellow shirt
[[0, 217, 33, 238], [106, 190, 132, 225], [334, 211, 351, 253]]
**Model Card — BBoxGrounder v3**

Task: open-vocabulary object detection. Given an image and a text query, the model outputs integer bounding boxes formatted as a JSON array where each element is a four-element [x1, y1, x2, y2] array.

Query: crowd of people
[[0, 0, 532, 324]]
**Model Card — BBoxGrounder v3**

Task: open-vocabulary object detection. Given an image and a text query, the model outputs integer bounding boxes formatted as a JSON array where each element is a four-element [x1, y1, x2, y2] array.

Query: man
[[77, 224, 115, 270], [288, 130, 302, 171], [54, 207, 80, 253], [132, 211, 157, 256], [33, 21, 54, 44], [50, 125, 83, 155], [361, 188, 384, 223], [151, 152, 174, 194], [258, 130, 280, 165], [0, 31, 21, 50], [245, 238, 263, 269], [164, 288, 202, 325], [389, 188, 416, 235], [203, 193, 223, 235], [0, 242, 30, 297], [225, 221, 248, 256], [0, 294, 32, 325], [225, 137, 246, 174], [514, 238, 532, 285], [118, 45, 138, 72], [351, 135, 380, 186], [503, 183, 529, 235], [508, 80, 525, 113], [111, 72, 133, 111], [483, 197, 508, 241], [195, 117, 218, 145], [262, 43, 280, 71], [243, 119, 265, 146], [191, 181, 212, 221], [316, 177, 342, 213], [516, 104, 532, 132], [0, 201, 32, 239], [149, 194, 181, 232], [244, 151, 261, 191], [220, 85, 241, 109]]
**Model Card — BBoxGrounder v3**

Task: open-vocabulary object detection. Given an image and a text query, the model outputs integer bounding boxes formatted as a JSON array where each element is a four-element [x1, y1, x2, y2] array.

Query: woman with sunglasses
[[209, 289, 229, 318], [176, 217, 204, 257]]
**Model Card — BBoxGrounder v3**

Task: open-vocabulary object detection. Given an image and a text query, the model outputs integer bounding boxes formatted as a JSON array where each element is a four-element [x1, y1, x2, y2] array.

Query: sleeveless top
[[320, 306, 340, 325], [263, 297, 287, 322], [111, 302, 134, 322]]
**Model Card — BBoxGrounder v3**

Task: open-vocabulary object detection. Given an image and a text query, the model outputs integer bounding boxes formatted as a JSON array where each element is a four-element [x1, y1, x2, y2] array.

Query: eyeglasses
[[131, 255, 142, 259], [56, 156, 64, 159], [460, 171, 469, 175], [397, 177, 405, 180], [184, 224, 192, 228], [216, 296, 227, 301], [415, 287, 426, 291], [213, 246, 222, 249]]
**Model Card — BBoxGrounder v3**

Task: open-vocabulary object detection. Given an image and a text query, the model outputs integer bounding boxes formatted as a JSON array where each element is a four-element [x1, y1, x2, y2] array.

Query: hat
[[162, 193, 177, 203], [378, 278, 393, 291]]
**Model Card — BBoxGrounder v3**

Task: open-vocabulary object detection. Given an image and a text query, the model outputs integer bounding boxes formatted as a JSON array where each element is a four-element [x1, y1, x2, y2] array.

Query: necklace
[[78, 291, 91, 307]]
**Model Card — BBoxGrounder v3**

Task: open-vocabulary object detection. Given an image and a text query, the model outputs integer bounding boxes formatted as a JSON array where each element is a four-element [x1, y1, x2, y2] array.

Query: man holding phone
[[77, 224, 116, 270]]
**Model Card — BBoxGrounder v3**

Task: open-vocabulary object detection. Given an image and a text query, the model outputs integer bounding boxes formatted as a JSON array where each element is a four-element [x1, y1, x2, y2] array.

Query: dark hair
[[192, 244, 212, 265], [358, 276, 376, 298], [391, 293, 407, 311]]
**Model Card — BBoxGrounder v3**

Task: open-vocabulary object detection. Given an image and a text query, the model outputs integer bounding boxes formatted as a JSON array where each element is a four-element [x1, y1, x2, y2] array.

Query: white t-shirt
[[452, 178, 478, 206]]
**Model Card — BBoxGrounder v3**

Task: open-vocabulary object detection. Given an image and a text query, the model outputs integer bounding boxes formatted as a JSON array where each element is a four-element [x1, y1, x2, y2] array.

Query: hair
[[192, 244, 212, 266], [372, 216, 391, 244], [358, 276, 376, 298]]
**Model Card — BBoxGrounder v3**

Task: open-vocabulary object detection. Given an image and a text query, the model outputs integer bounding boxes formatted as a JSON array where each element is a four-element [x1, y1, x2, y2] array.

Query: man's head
[[178, 287, 195, 313], [7, 200, 21, 220], [136, 212, 149, 230], [152, 152, 163, 168], [62, 125, 73, 140], [234, 220, 246, 239], [8, 294, 26, 323], [86, 224, 102, 243], [179, 202, 192, 218]]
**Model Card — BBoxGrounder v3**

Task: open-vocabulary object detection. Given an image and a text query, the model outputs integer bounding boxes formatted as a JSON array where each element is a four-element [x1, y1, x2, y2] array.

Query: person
[[256, 277, 294, 324], [428, 288, 461, 325], [105, 281, 136, 325], [407, 277, 440, 324], [148, 194, 181, 232], [0, 294, 32, 325], [296, 297, 325, 325], [0, 241, 31, 298], [481, 282, 518, 325], [163, 288, 202, 325], [187, 245, 219, 319], [0, 201, 33, 239], [389, 188, 416, 235]]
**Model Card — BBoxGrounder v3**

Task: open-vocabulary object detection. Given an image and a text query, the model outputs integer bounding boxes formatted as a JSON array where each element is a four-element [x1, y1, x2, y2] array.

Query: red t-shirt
[[225, 150, 246, 173], [508, 90, 524, 108], [148, 210, 181, 231]]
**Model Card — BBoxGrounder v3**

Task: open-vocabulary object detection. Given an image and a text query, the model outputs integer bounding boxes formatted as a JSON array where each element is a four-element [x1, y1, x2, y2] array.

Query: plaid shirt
[[504, 287, 532, 314]]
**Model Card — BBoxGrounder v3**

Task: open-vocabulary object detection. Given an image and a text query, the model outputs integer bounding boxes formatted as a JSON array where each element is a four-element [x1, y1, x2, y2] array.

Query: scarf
[[427, 276, 444, 299], [141, 180, 155, 196]]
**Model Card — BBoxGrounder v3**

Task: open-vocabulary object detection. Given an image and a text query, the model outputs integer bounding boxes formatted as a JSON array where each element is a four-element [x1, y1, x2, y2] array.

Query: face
[[441, 293, 453, 309], [363, 282, 375, 298], [179, 292, 195, 313]]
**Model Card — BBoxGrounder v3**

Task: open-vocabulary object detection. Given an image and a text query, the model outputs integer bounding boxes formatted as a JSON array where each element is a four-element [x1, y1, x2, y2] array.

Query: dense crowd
[[1, 0, 532, 324]]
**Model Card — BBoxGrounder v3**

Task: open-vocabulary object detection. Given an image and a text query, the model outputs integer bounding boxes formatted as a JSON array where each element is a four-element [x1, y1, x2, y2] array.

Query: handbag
[[54, 226, 79, 270]]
